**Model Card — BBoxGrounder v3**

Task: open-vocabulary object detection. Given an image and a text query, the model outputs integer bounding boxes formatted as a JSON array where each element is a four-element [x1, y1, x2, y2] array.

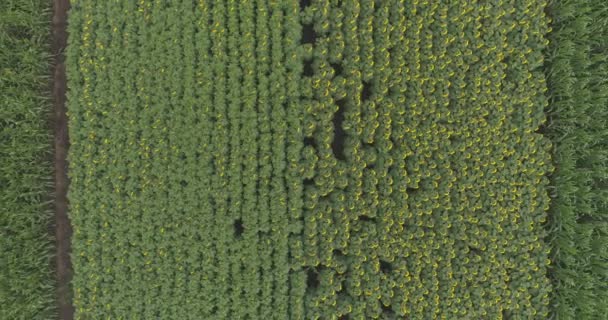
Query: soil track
[[52, 0, 73, 319]]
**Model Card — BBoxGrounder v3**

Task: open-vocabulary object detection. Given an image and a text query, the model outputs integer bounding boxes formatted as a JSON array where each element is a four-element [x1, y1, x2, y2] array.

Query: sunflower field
[[65, 0, 556, 318]]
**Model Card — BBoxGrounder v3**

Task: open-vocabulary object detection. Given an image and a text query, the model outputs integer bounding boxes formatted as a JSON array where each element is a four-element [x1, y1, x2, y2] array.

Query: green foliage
[[0, 1, 54, 319], [296, 0, 553, 318], [66, 0, 303, 318], [544, 1, 608, 318], [67, 0, 555, 319]]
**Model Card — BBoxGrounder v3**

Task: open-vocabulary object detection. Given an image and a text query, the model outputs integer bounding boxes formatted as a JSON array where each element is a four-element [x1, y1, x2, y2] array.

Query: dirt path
[[52, 0, 73, 319]]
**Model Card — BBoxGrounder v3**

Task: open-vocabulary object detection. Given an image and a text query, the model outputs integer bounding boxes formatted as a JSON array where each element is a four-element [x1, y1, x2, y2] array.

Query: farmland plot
[[66, 0, 553, 319]]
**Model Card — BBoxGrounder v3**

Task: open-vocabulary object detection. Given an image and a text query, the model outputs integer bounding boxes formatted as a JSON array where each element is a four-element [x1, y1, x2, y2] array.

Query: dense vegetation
[[2, 0, 606, 318], [66, 0, 554, 318], [297, 0, 552, 318], [66, 0, 298, 317], [0, 0, 55, 319], [545, 1, 608, 318]]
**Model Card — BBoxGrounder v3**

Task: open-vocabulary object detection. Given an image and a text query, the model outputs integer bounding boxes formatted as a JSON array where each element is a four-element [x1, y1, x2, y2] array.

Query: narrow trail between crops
[[52, 0, 73, 319]]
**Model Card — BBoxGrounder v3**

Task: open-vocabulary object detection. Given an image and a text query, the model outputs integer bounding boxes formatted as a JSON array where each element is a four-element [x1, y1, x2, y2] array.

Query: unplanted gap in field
[[51, 0, 73, 319]]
